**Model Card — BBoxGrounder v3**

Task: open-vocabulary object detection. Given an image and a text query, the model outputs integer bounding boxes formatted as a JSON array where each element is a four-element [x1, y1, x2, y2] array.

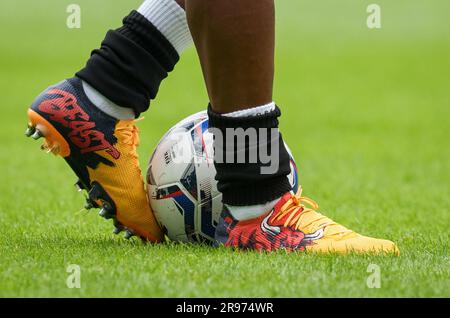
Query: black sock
[[76, 10, 179, 117], [207, 104, 292, 206]]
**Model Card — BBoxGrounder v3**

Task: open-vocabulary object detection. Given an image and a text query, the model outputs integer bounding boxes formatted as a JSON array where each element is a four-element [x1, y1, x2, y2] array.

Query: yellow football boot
[[287, 188, 399, 254], [216, 187, 399, 255], [25, 77, 163, 242]]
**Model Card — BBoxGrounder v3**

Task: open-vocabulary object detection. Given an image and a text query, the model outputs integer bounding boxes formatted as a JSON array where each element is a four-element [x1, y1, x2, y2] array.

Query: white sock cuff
[[223, 102, 276, 118], [226, 197, 282, 221], [138, 0, 193, 55], [82, 81, 135, 119]]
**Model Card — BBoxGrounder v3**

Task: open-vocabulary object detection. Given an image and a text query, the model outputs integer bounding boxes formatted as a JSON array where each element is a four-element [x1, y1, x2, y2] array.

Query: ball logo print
[[147, 111, 299, 243]]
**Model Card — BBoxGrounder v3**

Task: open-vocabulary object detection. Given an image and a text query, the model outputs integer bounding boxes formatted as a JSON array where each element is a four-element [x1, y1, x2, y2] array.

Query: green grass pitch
[[0, 0, 448, 297]]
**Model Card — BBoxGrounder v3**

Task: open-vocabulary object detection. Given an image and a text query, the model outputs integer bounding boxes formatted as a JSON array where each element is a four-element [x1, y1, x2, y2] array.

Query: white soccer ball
[[146, 111, 299, 243]]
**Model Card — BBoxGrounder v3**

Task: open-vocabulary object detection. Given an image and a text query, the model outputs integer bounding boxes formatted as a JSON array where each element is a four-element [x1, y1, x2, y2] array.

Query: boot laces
[[116, 118, 143, 159], [274, 186, 353, 237]]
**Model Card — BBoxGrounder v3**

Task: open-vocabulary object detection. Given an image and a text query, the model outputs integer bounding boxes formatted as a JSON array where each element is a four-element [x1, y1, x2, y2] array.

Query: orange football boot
[[26, 77, 163, 242]]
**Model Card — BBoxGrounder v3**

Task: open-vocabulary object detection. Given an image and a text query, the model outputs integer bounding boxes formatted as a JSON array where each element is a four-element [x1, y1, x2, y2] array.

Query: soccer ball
[[146, 111, 299, 243]]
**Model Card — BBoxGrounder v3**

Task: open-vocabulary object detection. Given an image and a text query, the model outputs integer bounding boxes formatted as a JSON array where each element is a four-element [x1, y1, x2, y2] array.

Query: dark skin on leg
[[175, 0, 185, 9], [186, 0, 275, 114]]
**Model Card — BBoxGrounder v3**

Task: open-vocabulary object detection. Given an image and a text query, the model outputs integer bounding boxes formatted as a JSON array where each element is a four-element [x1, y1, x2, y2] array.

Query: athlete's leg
[[186, 0, 274, 113], [26, 0, 191, 241], [186, 0, 399, 254], [176, 0, 185, 9], [187, 0, 289, 213]]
